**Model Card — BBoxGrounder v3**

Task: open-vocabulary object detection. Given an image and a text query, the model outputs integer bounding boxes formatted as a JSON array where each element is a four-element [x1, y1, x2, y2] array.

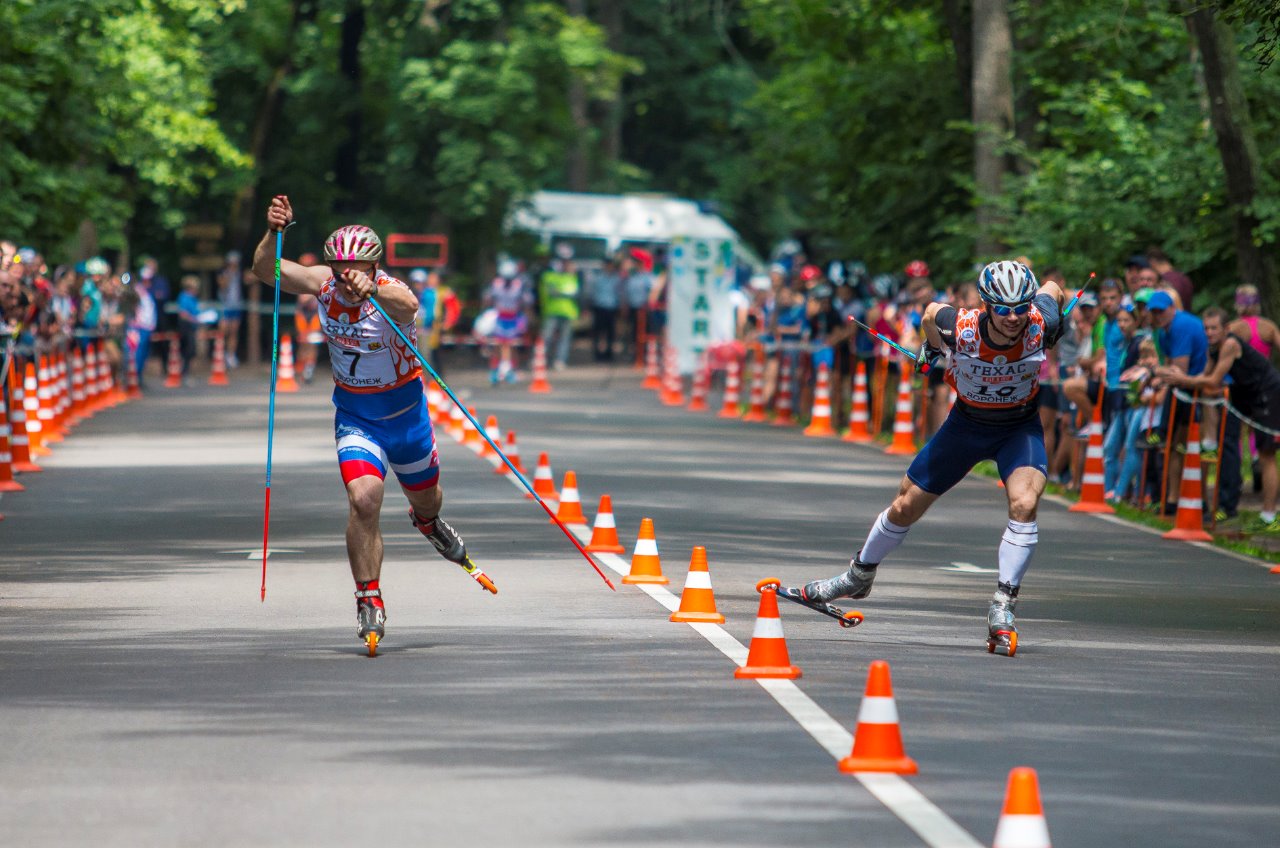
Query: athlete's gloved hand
[[917, 342, 943, 373]]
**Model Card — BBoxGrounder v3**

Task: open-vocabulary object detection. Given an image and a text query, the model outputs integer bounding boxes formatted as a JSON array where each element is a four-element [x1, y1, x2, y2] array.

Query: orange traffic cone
[[718, 355, 742, 418], [82, 344, 102, 414], [529, 338, 552, 394], [687, 355, 710, 412], [480, 415, 501, 459], [448, 402, 465, 442], [804, 362, 836, 437], [669, 546, 725, 624], [208, 334, 230, 386], [735, 578, 801, 679], [992, 767, 1052, 848], [68, 349, 87, 423], [22, 362, 47, 456], [532, 452, 558, 501], [125, 345, 142, 400], [838, 660, 917, 774], [1163, 418, 1212, 541], [0, 398, 25, 492], [1068, 400, 1114, 514], [163, 337, 182, 388], [461, 406, 482, 452], [884, 372, 917, 455], [554, 470, 588, 524], [772, 354, 795, 426], [586, 495, 626, 553], [36, 356, 61, 443], [276, 335, 300, 392], [661, 345, 685, 406], [7, 364, 40, 473], [641, 338, 662, 390], [497, 430, 525, 476], [425, 379, 446, 423], [623, 517, 668, 585], [742, 350, 768, 422], [843, 361, 874, 443]]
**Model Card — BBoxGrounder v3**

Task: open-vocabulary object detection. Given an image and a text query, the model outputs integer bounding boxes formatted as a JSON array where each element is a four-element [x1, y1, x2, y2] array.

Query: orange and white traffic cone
[[641, 338, 662, 390], [687, 355, 710, 412], [164, 337, 183, 388], [735, 578, 801, 679], [276, 335, 300, 392], [0, 398, 25, 493], [804, 362, 836, 437], [7, 364, 40, 473], [447, 402, 465, 442], [1069, 400, 1114, 514], [208, 334, 230, 386], [623, 517, 668, 585], [480, 415, 501, 460], [1163, 418, 1213, 542], [843, 361, 874, 443], [661, 345, 685, 406], [23, 362, 48, 456], [772, 354, 795, 426], [838, 660, 917, 774], [497, 430, 525, 476], [532, 452, 558, 501], [992, 767, 1052, 848], [718, 355, 742, 418], [554, 470, 588, 524], [462, 406, 482, 452], [425, 379, 446, 423], [529, 338, 552, 394], [586, 495, 626, 553], [36, 356, 61, 443], [125, 345, 142, 400], [69, 349, 87, 423], [742, 350, 768, 422], [884, 372, 917, 456], [669, 546, 725, 624], [52, 353, 70, 431], [82, 345, 102, 414]]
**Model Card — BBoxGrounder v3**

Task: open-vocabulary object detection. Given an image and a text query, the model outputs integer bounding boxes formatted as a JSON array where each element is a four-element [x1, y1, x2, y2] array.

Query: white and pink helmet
[[323, 225, 383, 262]]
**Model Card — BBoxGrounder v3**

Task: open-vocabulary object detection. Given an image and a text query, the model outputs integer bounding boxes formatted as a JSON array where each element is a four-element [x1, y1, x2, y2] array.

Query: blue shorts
[[492, 313, 526, 342], [906, 408, 1047, 496], [335, 393, 439, 492]]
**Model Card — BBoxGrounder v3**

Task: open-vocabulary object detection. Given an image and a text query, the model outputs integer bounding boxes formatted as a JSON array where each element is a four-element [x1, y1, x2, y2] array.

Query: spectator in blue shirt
[[588, 257, 623, 362], [1147, 289, 1208, 507], [176, 275, 203, 381]]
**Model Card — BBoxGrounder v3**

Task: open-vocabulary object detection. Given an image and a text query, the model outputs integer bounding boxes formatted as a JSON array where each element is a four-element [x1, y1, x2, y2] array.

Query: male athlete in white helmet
[[797, 260, 1066, 655], [252, 195, 480, 650]]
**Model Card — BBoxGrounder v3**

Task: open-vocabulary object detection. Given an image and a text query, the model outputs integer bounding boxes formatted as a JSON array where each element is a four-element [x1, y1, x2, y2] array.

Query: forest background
[[2, 0, 1278, 308]]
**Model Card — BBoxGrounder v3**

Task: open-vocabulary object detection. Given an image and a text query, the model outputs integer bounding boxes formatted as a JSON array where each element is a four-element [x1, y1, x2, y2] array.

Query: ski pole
[[261, 222, 292, 602], [366, 295, 616, 591], [845, 314, 932, 372], [1060, 271, 1098, 320]]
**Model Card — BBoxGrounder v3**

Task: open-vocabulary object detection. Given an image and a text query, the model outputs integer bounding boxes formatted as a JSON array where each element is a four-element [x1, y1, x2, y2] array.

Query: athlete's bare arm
[[921, 301, 948, 349], [252, 195, 328, 296], [1038, 279, 1066, 310], [369, 278, 419, 325]]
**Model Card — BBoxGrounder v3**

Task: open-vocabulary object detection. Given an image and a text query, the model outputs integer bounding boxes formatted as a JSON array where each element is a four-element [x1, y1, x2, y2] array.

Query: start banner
[[666, 237, 735, 373]]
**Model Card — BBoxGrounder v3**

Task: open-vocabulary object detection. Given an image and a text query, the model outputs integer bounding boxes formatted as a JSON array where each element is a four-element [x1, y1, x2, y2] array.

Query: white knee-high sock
[[998, 520, 1038, 587], [858, 509, 911, 565]]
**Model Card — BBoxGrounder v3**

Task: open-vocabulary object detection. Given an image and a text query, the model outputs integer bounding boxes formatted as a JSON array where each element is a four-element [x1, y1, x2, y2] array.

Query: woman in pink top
[[1230, 284, 1279, 360]]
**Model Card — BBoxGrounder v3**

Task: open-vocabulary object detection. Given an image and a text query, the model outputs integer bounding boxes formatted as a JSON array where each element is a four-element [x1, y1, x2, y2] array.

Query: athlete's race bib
[[319, 273, 421, 393]]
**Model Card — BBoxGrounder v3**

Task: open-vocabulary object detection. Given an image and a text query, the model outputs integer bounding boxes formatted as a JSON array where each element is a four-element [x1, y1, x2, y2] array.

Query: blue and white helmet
[[978, 260, 1037, 306]]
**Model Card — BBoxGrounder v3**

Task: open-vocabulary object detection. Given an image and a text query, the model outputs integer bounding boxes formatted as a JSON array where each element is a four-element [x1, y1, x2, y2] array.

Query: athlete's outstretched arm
[[251, 195, 327, 296], [1038, 279, 1066, 310]]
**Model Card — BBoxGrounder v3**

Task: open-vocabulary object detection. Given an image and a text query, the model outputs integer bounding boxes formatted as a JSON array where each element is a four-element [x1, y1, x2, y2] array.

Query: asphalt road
[[1, 356, 1277, 847]]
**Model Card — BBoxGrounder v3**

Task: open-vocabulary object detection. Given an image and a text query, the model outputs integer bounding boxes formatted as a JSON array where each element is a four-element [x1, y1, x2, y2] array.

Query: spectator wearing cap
[[1159, 307, 1279, 529], [1147, 289, 1208, 509], [139, 256, 172, 333], [125, 269, 157, 386], [176, 274, 203, 381], [1147, 247, 1194, 309], [218, 250, 246, 369], [1124, 255, 1150, 297], [587, 256, 623, 362]]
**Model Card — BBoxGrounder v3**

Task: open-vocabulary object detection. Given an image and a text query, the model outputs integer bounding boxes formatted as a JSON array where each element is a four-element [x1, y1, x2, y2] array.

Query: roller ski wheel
[[986, 630, 1017, 657], [458, 555, 498, 595], [364, 631, 380, 658], [775, 584, 865, 629]]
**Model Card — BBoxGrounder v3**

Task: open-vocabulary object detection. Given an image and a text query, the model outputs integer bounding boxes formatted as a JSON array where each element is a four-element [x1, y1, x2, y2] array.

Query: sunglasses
[[989, 302, 1032, 317]]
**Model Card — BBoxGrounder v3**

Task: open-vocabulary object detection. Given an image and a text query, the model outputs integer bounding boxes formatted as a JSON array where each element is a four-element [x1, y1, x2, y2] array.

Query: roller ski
[[986, 583, 1018, 657], [355, 584, 385, 658], [776, 584, 865, 628], [410, 510, 498, 594]]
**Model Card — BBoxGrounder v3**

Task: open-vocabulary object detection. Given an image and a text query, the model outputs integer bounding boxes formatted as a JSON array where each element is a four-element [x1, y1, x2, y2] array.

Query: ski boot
[[355, 582, 386, 657], [799, 554, 878, 604], [410, 510, 498, 594], [986, 582, 1018, 657]]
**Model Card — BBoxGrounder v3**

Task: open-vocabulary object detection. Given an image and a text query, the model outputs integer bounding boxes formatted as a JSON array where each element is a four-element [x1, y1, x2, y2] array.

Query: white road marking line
[[479, 448, 982, 847], [220, 548, 301, 560], [938, 562, 999, 574]]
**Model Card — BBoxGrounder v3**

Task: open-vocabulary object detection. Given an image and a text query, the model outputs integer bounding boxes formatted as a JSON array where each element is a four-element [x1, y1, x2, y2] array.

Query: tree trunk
[[971, 0, 1013, 259], [1187, 9, 1278, 311], [1010, 0, 1040, 173], [942, 0, 972, 120], [598, 0, 624, 190], [565, 0, 591, 191], [334, 0, 366, 215]]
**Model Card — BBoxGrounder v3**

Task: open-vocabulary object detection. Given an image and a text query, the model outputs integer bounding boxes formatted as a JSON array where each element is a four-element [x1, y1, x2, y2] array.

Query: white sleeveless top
[[319, 270, 422, 393]]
